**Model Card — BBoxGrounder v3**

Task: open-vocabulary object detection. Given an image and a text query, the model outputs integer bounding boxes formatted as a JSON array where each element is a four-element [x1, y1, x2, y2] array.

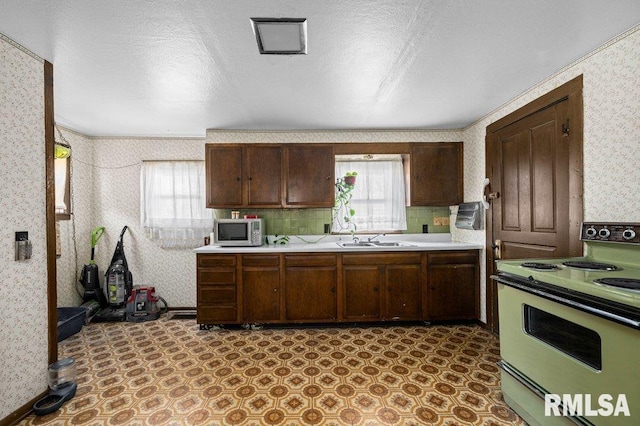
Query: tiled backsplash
[[214, 206, 450, 235]]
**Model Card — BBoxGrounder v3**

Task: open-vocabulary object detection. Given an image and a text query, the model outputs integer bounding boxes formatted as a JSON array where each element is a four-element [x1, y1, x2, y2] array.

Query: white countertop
[[194, 234, 483, 254]]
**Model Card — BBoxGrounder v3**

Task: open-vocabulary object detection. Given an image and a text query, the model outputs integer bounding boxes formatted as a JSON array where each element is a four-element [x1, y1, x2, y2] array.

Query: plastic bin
[[57, 307, 87, 342]]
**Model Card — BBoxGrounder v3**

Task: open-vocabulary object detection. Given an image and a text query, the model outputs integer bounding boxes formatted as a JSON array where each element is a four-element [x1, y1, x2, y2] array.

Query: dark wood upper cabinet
[[205, 144, 282, 208], [411, 142, 463, 206], [245, 145, 282, 207], [283, 144, 334, 207], [206, 145, 243, 207]]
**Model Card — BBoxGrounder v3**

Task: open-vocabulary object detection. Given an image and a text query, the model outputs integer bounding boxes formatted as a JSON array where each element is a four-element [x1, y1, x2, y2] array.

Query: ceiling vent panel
[[250, 18, 307, 55]]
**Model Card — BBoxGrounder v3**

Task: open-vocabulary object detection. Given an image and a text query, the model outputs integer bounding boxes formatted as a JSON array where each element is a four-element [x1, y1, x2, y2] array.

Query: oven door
[[498, 283, 639, 426]]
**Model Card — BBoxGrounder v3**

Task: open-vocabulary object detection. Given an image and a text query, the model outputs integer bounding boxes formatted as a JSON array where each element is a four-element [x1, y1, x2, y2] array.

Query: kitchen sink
[[336, 241, 414, 248], [337, 242, 376, 247], [371, 241, 412, 247]]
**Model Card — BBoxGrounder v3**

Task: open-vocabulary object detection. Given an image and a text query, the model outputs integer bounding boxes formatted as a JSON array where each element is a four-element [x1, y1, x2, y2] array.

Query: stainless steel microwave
[[213, 218, 264, 246]]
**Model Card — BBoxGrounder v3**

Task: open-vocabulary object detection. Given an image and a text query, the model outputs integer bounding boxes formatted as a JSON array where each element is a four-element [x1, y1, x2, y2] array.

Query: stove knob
[[623, 229, 636, 240], [598, 228, 611, 239], [585, 227, 598, 238]]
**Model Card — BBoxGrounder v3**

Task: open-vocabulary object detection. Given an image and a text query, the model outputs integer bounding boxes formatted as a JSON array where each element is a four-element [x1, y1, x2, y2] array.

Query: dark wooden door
[[492, 106, 571, 259], [485, 76, 583, 333], [245, 145, 282, 207], [205, 145, 243, 207]]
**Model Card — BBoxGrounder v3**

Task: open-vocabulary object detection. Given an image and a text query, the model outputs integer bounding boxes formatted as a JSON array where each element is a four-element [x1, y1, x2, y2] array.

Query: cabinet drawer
[[242, 255, 280, 267], [198, 269, 236, 285], [342, 253, 422, 265], [198, 254, 237, 268], [198, 285, 236, 304], [198, 307, 237, 323], [428, 251, 478, 265], [284, 254, 336, 267]]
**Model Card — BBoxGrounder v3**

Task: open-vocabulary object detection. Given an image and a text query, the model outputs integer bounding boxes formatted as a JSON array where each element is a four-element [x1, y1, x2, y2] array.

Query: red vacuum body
[[126, 286, 161, 322]]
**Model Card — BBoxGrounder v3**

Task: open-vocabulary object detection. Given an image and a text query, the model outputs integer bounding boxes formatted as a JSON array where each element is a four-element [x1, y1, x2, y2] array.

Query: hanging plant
[[333, 172, 358, 237]]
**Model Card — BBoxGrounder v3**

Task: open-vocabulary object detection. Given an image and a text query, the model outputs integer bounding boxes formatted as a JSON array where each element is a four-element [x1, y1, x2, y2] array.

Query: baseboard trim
[[0, 389, 48, 426]]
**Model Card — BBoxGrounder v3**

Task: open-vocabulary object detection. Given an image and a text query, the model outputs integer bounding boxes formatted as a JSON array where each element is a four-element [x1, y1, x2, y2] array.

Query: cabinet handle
[[373, 287, 378, 292], [273, 288, 278, 292], [236, 177, 241, 181], [326, 176, 331, 180], [248, 176, 253, 181], [331, 287, 336, 293]]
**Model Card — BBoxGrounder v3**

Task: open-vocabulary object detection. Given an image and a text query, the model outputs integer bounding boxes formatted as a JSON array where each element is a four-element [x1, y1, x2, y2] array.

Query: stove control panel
[[581, 222, 640, 244]]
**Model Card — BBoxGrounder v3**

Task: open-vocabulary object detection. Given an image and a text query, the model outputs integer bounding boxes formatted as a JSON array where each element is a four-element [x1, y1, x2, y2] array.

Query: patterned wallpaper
[[456, 25, 640, 322], [0, 35, 48, 420], [57, 25, 640, 323]]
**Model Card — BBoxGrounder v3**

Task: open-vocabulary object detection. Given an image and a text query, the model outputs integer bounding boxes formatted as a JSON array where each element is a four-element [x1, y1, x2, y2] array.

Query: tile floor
[[21, 319, 524, 425]]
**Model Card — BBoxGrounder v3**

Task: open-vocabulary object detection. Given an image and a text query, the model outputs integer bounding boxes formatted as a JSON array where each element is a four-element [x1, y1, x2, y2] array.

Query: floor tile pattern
[[20, 319, 523, 425]]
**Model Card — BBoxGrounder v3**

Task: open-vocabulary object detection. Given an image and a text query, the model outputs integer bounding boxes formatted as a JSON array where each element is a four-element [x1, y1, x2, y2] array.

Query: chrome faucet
[[367, 233, 386, 242]]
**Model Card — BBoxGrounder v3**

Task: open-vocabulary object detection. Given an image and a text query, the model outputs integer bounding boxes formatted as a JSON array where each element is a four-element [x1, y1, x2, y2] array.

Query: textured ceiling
[[1, 1, 639, 137]]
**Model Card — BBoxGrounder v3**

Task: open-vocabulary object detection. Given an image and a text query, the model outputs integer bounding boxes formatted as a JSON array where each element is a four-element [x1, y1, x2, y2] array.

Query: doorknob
[[493, 239, 503, 260]]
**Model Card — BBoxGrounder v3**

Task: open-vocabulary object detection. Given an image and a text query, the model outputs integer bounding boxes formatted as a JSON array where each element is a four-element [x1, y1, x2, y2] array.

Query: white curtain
[[140, 161, 214, 248], [54, 158, 68, 214], [334, 156, 407, 232]]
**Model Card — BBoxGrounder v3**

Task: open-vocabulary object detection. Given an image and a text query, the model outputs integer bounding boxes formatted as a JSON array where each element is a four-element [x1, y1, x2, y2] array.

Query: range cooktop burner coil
[[562, 261, 620, 271], [520, 262, 559, 271], [593, 278, 640, 290]]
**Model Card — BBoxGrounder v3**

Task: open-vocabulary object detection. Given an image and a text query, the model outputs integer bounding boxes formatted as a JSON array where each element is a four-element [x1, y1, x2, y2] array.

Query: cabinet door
[[284, 144, 334, 207], [245, 145, 282, 207], [411, 142, 463, 206], [426, 251, 479, 321], [384, 264, 422, 320], [427, 264, 478, 320], [206, 145, 243, 207], [242, 255, 281, 322], [284, 255, 337, 321], [342, 265, 381, 320]]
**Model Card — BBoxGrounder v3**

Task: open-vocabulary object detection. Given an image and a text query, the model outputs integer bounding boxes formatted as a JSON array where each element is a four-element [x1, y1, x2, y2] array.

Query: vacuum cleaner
[[79, 227, 106, 321], [94, 226, 133, 322]]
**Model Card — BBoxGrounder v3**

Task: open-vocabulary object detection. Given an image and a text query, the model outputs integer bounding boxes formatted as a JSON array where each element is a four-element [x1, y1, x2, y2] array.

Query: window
[[54, 143, 71, 220], [140, 161, 214, 248], [334, 155, 407, 232]]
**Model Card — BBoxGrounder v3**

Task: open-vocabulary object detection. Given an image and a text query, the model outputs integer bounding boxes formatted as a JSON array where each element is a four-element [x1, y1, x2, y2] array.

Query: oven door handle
[[492, 273, 640, 329]]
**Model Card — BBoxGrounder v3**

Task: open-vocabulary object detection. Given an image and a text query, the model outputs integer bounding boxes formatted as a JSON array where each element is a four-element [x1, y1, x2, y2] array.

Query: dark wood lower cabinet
[[196, 250, 479, 325], [426, 251, 479, 321], [342, 265, 381, 320], [196, 255, 238, 323], [242, 255, 281, 322], [342, 253, 422, 321], [284, 255, 337, 321], [384, 264, 422, 320]]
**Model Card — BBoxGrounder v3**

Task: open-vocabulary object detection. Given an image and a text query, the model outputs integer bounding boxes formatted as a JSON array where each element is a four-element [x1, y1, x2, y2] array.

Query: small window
[[140, 161, 214, 248], [334, 155, 407, 233], [55, 144, 71, 220]]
